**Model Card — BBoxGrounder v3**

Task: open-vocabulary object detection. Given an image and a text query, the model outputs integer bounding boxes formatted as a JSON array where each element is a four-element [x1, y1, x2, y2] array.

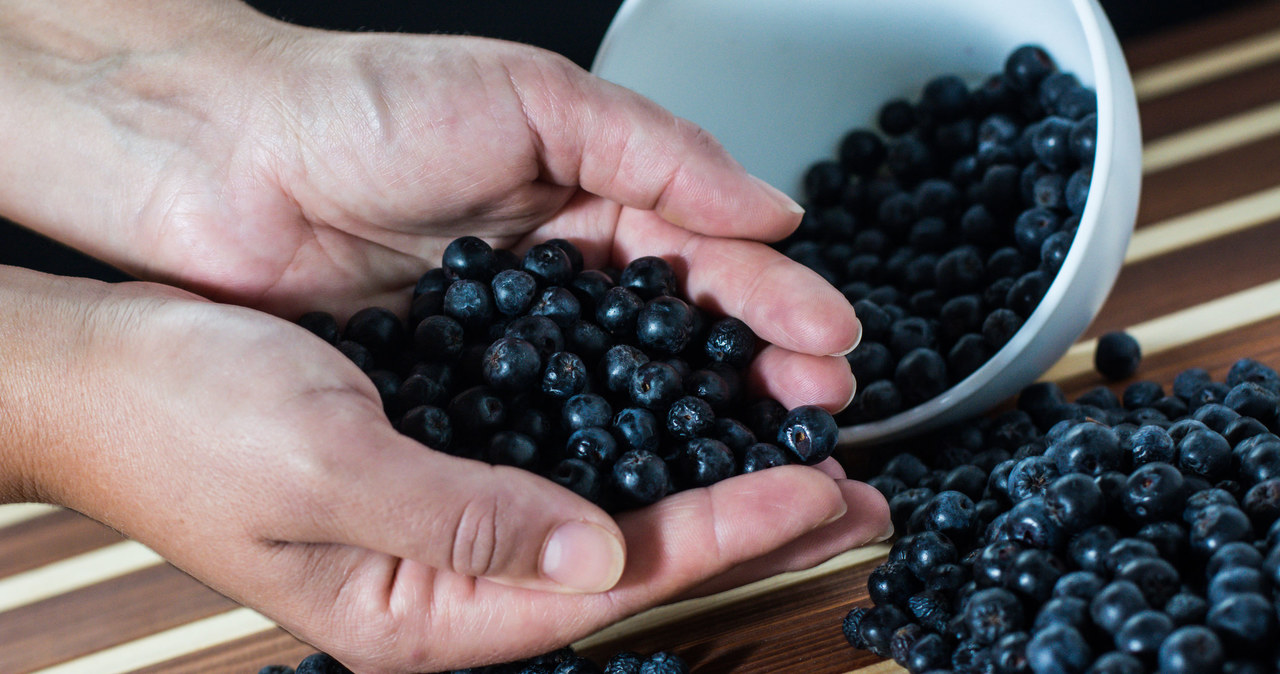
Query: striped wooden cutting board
[[6, 2, 1280, 671]]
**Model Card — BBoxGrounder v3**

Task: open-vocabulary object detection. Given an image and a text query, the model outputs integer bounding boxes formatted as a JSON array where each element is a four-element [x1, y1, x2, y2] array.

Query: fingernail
[[840, 376, 858, 413], [749, 174, 805, 215], [821, 499, 849, 527], [872, 520, 895, 544], [827, 317, 863, 358], [541, 521, 625, 593]]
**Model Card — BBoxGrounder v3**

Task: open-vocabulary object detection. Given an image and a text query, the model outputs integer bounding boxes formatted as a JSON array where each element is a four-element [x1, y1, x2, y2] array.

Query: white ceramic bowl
[[592, 0, 1142, 447]]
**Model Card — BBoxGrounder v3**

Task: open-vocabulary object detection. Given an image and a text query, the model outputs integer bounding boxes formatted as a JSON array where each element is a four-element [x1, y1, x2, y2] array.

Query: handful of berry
[[784, 45, 1098, 425], [260, 646, 688, 674], [844, 347, 1280, 673], [297, 236, 839, 513]]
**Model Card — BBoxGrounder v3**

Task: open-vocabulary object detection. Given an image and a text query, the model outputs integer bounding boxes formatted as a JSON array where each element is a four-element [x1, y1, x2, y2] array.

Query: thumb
[[510, 52, 804, 240], [309, 424, 626, 594]]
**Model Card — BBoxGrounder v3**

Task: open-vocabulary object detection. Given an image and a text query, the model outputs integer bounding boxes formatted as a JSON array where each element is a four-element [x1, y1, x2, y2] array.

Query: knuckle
[[449, 490, 507, 577]]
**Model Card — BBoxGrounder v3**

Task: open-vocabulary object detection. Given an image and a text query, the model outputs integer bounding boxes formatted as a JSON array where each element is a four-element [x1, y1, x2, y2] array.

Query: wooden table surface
[[6, 3, 1280, 672]]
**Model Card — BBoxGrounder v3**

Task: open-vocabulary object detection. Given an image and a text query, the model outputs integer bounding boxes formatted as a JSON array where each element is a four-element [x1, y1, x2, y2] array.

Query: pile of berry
[[259, 646, 688, 674], [297, 236, 839, 513], [781, 44, 1098, 425], [843, 343, 1280, 672]]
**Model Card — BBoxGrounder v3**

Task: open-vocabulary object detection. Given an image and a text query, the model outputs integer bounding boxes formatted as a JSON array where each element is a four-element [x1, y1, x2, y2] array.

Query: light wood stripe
[[0, 540, 162, 613], [1142, 99, 1280, 173], [30, 607, 276, 674], [574, 543, 891, 651], [1041, 277, 1280, 383], [844, 661, 906, 674], [1134, 27, 1280, 100], [0, 503, 60, 529], [1126, 184, 1280, 263]]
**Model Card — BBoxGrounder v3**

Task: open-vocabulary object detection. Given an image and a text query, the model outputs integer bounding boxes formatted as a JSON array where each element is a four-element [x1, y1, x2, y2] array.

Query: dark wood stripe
[[1085, 216, 1280, 339], [0, 509, 123, 577], [0, 564, 238, 673], [579, 563, 881, 674], [1137, 132, 1280, 226], [1122, 0, 1280, 72], [1139, 57, 1280, 141]]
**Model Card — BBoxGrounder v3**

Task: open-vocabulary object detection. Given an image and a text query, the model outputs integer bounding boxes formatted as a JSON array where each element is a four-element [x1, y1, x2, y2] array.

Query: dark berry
[[442, 236, 496, 281], [611, 450, 670, 507], [1095, 331, 1141, 380], [776, 405, 839, 465]]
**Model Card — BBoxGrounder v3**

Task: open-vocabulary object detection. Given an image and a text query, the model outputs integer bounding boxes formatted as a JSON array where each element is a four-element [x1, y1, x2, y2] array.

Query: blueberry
[[918, 490, 978, 542], [678, 437, 734, 488], [1122, 461, 1185, 523], [802, 160, 847, 207], [1045, 421, 1122, 477], [398, 405, 453, 451], [1030, 117, 1075, 171], [297, 311, 340, 345], [1007, 455, 1061, 502], [839, 128, 886, 176], [885, 134, 935, 185], [487, 430, 539, 468], [1158, 625, 1224, 674], [343, 306, 407, 363], [1005, 270, 1050, 317], [776, 405, 839, 465], [1242, 478, 1280, 528], [1114, 609, 1173, 659], [414, 267, 450, 297], [703, 317, 756, 368], [620, 256, 677, 300], [1005, 45, 1057, 92], [1178, 427, 1232, 481], [504, 315, 565, 359], [610, 450, 670, 507], [1164, 592, 1208, 626], [549, 458, 603, 503], [569, 269, 614, 314], [1034, 596, 1088, 631], [878, 98, 917, 136], [906, 632, 952, 673], [983, 308, 1024, 348], [522, 242, 575, 287], [1013, 207, 1061, 256], [294, 653, 351, 674], [611, 407, 660, 454], [635, 296, 695, 355], [601, 344, 650, 394], [740, 442, 789, 473], [448, 386, 505, 433], [1115, 556, 1180, 608], [596, 286, 645, 336], [638, 652, 688, 674], [562, 393, 613, 431], [1053, 570, 1104, 601], [442, 236, 497, 281], [1090, 580, 1148, 634], [1042, 473, 1103, 532], [629, 361, 684, 411], [1095, 331, 1141, 380], [1188, 503, 1254, 559], [666, 395, 715, 439], [895, 348, 949, 406], [482, 337, 541, 392], [529, 286, 581, 329], [1065, 168, 1091, 215], [1025, 623, 1090, 674]]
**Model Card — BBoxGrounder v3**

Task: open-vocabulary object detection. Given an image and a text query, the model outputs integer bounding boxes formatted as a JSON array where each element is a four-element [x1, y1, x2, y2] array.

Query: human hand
[[5, 274, 890, 672]]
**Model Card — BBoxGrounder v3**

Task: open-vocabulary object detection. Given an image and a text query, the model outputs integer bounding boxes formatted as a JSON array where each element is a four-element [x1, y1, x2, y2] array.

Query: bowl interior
[[593, 0, 1141, 446]]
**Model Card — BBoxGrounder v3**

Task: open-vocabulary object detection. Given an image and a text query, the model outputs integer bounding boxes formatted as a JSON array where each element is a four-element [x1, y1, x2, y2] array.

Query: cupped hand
[[17, 279, 890, 673]]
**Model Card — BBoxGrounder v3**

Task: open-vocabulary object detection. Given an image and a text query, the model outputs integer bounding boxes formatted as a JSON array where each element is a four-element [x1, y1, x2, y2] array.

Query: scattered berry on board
[[783, 43, 1098, 425], [844, 328, 1280, 671]]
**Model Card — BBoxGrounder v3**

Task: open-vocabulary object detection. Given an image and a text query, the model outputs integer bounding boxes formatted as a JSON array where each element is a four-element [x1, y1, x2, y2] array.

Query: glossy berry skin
[[398, 405, 453, 451], [601, 344, 650, 394], [447, 386, 505, 433], [1114, 609, 1173, 659], [1114, 556, 1180, 609], [522, 243, 575, 287], [549, 458, 603, 503], [612, 407, 661, 454], [1122, 461, 1185, 523], [443, 279, 497, 333], [505, 315, 565, 359], [487, 431, 538, 468], [565, 427, 620, 467], [596, 286, 645, 336], [679, 438, 735, 488], [561, 393, 613, 432], [629, 361, 684, 411], [1158, 626, 1224, 674], [343, 306, 407, 362], [1188, 504, 1255, 559], [297, 311, 340, 345], [703, 317, 756, 368], [635, 296, 696, 355], [1025, 623, 1090, 674], [541, 351, 588, 399], [482, 337, 541, 392], [610, 450, 670, 507], [962, 588, 1024, 647], [1042, 473, 1103, 532], [1090, 580, 1148, 634], [638, 651, 688, 674], [441, 236, 496, 281], [415, 315, 465, 361], [776, 405, 839, 465], [1177, 427, 1232, 481], [741, 443, 789, 473], [1095, 331, 1141, 380], [1005, 44, 1057, 92], [294, 652, 351, 674], [620, 256, 677, 300], [666, 396, 716, 439]]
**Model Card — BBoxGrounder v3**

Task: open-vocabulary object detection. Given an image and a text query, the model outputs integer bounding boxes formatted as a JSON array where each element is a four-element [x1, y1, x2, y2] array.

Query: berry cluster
[[843, 340, 1280, 672], [298, 236, 838, 513], [782, 45, 1098, 424], [259, 647, 689, 674]]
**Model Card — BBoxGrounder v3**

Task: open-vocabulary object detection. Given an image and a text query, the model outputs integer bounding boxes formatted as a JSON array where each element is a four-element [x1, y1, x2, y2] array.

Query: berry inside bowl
[[591, 0, 1141, 446]]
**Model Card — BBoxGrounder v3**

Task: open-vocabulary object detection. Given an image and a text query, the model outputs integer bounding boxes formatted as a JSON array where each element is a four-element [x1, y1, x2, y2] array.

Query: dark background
[[1, 0, 1258, 283]]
